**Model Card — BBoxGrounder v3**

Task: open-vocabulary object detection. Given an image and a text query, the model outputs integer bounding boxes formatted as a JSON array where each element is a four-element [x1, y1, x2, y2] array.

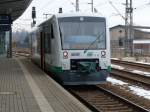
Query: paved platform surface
[[0, 58, 91, 112]]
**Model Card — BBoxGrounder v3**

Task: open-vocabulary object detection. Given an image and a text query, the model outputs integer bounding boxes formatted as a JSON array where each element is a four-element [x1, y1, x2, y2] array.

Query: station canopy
[[0, 0, 32, 21]]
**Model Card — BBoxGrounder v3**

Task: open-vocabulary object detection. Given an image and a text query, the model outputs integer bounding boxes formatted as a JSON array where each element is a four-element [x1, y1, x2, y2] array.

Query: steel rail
[[67, 86, 150, 112], [111, 68, 150, 86], [97, 86, 150, 112], [111, 59, 150, 69]]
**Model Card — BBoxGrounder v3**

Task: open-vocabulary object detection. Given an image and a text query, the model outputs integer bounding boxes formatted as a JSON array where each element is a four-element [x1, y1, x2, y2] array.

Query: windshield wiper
[[84, 32, 104, 53], [59, 25, 62, 38]]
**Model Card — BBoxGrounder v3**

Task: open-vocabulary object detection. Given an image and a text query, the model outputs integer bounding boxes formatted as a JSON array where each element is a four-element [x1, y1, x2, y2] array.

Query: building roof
[[133, 39, 150, 44], [110, 24, 150, 34], [0, 0, 32, 21], [109, 25, 124, 30]]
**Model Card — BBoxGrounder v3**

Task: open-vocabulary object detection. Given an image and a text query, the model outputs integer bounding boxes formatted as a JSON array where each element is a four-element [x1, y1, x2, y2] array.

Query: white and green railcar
[[31, 13, 111, 85]]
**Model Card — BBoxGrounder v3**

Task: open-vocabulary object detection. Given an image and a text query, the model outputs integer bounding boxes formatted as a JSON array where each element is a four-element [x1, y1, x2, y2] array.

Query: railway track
[[12, 51, 30, 58], [67, 86, 149, 112], [111, 59, 150, 87], [111, 59, 150, 71], [111, 68, 150, 87]]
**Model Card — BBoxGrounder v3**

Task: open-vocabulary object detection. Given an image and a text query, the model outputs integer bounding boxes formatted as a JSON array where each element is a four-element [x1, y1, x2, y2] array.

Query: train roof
[[38, 13, 106, 27], [55, 13, 105, 18]]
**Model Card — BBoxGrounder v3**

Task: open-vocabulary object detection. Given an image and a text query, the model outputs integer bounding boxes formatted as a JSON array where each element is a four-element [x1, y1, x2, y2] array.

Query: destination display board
[[0, 15, 11, 31], [0, 15, 11, 24]]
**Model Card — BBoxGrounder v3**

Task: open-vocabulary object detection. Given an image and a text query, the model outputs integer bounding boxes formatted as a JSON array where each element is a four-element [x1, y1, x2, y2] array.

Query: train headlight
[[63, 51, 68, 59], [101, 51, 106, 58]]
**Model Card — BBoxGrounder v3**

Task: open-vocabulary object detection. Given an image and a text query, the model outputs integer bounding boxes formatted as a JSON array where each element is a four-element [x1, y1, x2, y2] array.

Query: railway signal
[[31, 7, 36, 27]]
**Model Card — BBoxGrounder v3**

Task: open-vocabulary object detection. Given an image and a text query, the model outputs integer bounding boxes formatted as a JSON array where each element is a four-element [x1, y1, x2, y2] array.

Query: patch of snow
[[25, 54, 30, 56], [108, 77, 150, 100], [111, 64, 124, 70], [131, 70, 150, 77], [107, 77, 127, 85], [111, 58, 119, 60], [129, 86, 150, 100], [120, 58, 150, 65], [136, 61, 150, 65]]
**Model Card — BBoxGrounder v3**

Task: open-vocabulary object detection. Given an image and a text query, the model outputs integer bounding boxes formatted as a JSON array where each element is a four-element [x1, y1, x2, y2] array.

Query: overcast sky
[[12, 0, 150, 32]]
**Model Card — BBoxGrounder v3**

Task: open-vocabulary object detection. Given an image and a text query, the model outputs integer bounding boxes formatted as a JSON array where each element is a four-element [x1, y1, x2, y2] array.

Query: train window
[[119, 38, 123, 47], [44, 25, 51, 54], [59, 17, 106, 50], [51, 24, 54, 39], [37, 32, 41, 54]]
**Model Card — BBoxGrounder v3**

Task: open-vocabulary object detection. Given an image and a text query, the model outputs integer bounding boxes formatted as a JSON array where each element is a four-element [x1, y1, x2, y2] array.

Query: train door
[[40, 31, 45, 70], [43, 24, 52, 72]]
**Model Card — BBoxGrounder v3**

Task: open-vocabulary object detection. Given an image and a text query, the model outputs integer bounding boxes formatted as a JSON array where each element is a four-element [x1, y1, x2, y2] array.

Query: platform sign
[[0, 15, 11, 31], [0, 15, 11, 24]]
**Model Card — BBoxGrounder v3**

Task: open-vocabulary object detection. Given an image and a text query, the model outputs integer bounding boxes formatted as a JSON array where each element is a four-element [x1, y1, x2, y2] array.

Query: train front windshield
[[58, 17, 106, 50]]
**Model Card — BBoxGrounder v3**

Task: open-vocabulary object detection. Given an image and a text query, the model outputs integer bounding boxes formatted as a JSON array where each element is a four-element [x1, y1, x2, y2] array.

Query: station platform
[[0, 58, 91, 112]]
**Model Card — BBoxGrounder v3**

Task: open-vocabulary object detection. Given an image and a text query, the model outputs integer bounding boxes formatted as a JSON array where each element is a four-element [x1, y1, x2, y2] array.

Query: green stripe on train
[[50, 66, 63, 74], [45, 63, 63, 74], [32, 58, 41, 65]]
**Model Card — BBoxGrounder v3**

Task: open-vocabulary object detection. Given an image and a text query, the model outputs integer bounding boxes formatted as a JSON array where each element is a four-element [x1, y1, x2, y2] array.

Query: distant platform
[[0, 58, 91, 112]]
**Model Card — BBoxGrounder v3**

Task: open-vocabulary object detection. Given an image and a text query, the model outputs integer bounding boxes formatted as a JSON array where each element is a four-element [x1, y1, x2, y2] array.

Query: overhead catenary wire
[[94, 1, 108, 7], [68, 0, 76, 7], [37, 0, 56, 12], [108, 0, 126, 21], [134, 2, 150, 12], [12, 0, 150, 32]]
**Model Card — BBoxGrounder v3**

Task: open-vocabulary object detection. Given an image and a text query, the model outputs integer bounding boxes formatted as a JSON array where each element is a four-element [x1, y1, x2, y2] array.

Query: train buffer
[[0, 58, 91, 112]]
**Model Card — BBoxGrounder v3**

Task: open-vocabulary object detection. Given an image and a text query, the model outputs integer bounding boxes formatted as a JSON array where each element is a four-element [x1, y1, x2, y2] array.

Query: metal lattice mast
[[130, 0, 133, 56], [88, 0, 94, 13], [125, 0, 133, 56], [76, 0, 79, 12], [91, 0, 94, 12]]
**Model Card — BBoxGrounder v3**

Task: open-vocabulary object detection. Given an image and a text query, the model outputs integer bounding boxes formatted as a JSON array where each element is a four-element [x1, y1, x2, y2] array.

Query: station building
[[0, 0, 32, 58], [110, 25, 150, 57]]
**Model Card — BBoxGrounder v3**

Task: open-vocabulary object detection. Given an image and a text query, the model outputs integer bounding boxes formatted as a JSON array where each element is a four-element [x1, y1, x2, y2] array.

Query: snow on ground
[[136, 61, 150, 65], [107, 77, 150, 100], [131, 70, 150, 77], [129, 86, 150, 100], [111, 64, 124, 70], [107, 77, 127, 85], [111, 63, 150, 77], [111, 58, 119, 60]]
